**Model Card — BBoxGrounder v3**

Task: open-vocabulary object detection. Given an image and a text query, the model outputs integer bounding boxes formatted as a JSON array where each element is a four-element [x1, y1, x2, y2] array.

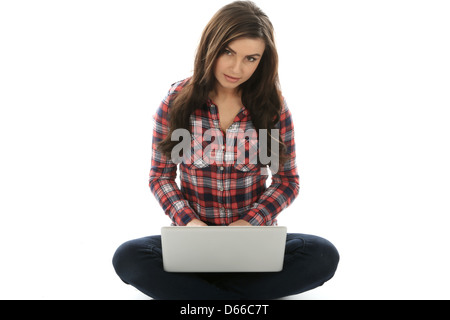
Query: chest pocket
[[234, 163, 261, 175], [189, 158, 210, 169]]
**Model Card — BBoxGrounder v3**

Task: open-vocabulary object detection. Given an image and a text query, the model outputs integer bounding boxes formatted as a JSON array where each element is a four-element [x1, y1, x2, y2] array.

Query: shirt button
[[218, 186, 224, 192], [219, 166, 224, 171]]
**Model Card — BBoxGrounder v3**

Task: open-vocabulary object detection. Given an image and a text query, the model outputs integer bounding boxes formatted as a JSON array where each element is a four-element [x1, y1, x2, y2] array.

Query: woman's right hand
[[186, 219, 208, 227]]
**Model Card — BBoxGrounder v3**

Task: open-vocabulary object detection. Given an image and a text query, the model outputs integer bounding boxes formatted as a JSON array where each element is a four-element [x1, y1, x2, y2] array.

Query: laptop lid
[[161, 226, 287, 273]]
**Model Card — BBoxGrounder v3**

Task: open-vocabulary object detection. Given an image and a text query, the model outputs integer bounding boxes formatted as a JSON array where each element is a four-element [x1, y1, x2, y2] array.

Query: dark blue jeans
[[112, 233, 339, 300]]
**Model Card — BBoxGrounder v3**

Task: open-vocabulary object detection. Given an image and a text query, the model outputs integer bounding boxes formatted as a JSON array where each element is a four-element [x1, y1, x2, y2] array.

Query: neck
[[211, 83, 241, 101]]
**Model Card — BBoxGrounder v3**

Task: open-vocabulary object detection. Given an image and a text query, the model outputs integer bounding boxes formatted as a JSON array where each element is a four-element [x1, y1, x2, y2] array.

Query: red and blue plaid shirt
[[149, 78, 299, 226]]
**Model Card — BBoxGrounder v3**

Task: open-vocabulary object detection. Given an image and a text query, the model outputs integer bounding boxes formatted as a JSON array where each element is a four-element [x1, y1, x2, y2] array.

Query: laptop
[[161, 226, 287, 273]]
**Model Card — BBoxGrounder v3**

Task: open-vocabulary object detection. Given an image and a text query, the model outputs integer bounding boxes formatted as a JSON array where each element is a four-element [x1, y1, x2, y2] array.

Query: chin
[[217, 79, 241, 90]]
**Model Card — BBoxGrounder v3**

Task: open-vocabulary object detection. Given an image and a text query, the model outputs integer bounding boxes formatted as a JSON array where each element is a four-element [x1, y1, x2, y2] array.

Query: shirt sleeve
[[148, 83, 200, 226], [240, 99, 300, 226]]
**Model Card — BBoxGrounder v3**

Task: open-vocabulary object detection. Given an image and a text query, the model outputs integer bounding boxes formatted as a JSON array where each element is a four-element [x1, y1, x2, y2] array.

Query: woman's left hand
[[228, 220, 252, 227]]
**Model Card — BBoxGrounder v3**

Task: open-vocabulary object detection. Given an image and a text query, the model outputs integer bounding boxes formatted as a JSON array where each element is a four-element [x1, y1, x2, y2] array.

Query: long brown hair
[[158, 0, 289, 166]]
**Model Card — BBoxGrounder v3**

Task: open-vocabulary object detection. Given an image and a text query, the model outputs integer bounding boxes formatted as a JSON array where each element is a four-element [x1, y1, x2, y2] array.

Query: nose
[[231, 58, 242, 75]]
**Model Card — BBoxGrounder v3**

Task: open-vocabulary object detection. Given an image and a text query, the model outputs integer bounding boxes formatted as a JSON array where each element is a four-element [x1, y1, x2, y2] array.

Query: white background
[[1, 0, 449, 300]]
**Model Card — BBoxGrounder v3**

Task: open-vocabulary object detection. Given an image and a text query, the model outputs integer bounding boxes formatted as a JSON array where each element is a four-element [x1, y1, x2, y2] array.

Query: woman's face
[[213, 37, 266, 93]]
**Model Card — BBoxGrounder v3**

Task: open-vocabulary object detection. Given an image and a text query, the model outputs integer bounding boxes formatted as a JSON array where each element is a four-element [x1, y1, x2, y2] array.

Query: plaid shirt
[[149, 78, 299, 226]]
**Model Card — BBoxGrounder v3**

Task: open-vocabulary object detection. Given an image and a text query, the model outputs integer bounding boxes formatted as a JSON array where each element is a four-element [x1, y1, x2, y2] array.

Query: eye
[[224, 49, 233, 56], [247, 57, 258, 62]]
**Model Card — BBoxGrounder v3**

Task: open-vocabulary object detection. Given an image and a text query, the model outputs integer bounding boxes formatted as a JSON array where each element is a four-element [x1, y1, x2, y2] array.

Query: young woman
[[113, 1, 339, 299]]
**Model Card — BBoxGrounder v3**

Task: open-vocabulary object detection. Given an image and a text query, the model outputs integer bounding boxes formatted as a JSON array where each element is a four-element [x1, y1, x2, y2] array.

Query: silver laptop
[[161, 226, 287, 273]]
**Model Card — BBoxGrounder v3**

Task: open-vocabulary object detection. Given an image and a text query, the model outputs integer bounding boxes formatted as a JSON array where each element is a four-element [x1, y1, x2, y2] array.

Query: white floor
[[1, 196, 449, 300]]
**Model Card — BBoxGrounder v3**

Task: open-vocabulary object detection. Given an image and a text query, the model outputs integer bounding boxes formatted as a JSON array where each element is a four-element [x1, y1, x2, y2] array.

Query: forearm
[[149, 172, 200, 226], [241, 171, 300, 226]]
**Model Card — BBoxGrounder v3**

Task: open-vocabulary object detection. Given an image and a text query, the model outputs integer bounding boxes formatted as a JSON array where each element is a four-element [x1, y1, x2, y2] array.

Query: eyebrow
[[226, 46, 262, 58]]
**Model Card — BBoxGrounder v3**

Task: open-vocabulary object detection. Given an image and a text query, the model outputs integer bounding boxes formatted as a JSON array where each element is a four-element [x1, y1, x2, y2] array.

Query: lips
[[224, 74, 241, 83]]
